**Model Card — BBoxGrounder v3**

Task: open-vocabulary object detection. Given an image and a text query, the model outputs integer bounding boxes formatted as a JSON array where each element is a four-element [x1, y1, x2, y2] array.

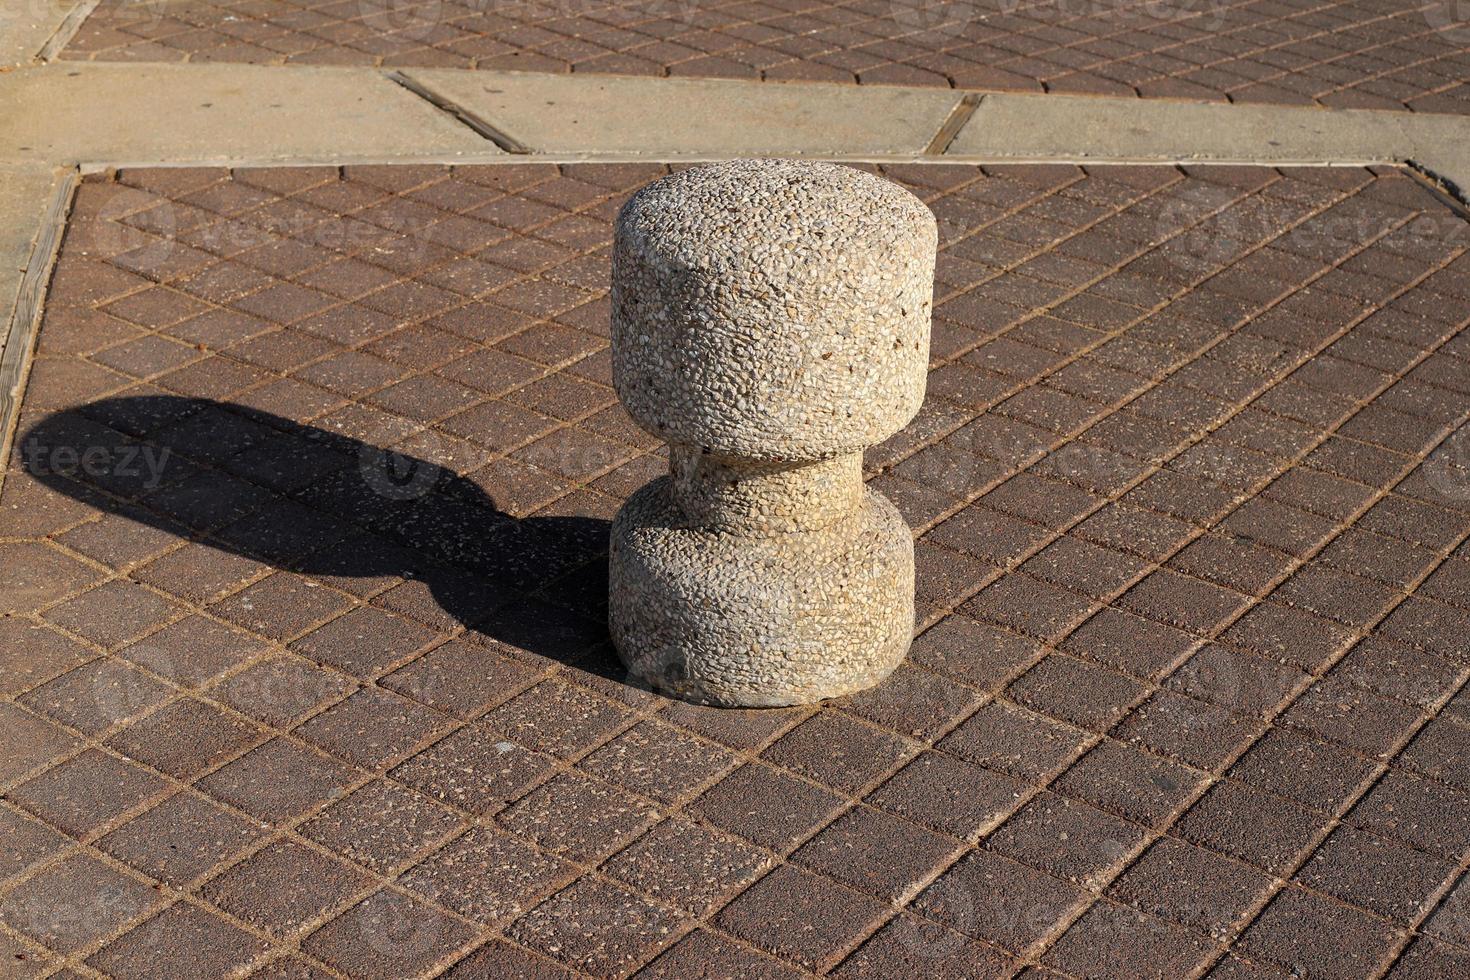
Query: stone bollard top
[[611, 159, 937, 462]]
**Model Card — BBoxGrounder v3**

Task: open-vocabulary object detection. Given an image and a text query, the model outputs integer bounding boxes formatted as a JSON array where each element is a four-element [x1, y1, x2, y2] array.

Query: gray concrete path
[[2, 63, 1466, 176], [0, 165, 69, 449]]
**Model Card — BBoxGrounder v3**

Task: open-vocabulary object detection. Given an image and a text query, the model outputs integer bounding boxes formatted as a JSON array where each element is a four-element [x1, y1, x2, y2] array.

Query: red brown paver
[[60, 0, 1470, 112], [1, 160, 1469, 977]]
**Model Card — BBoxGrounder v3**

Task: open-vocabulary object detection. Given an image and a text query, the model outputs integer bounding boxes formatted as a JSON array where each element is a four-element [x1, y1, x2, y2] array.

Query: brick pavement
[[1, 160, 1469, 977], [62, 0, 1470, 112]]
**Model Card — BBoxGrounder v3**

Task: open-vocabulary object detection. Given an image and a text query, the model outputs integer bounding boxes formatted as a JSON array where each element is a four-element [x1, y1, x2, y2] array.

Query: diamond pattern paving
[[1, 160, 1469, 977], [61, 0, 1470, 111]]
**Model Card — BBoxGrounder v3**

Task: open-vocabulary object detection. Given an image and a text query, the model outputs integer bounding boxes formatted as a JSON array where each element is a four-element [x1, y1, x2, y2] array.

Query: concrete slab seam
[[924, 93, 983, 157], [385, 70, 532, 155], [36, 0, 99, 63]]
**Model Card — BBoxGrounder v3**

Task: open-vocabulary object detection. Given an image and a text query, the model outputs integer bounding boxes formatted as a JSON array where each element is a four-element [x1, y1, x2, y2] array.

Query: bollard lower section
[[607, 159, 938, 707]]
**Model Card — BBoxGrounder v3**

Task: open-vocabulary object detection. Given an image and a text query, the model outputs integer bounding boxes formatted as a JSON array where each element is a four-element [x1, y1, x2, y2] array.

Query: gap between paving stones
[[11, 160, 1470, 980], [827, 164, 1470, 973], [0, 164, 1464, 975]]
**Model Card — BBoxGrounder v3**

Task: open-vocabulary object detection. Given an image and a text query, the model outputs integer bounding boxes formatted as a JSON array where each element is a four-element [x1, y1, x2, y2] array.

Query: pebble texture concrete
[[608, 161, 936, 705], [1, 162, 1468, 978], [58, 0, 1470, 112]]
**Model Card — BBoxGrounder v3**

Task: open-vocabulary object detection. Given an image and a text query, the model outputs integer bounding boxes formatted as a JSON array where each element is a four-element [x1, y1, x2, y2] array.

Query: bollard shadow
[[18, 395, 616, 669]]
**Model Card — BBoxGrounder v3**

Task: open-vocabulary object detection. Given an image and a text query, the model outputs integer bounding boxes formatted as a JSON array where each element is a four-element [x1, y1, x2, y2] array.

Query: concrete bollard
[[607, 159, 938, 707]]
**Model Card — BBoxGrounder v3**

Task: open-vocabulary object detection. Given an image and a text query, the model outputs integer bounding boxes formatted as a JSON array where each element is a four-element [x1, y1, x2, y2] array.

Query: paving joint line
[[876, 166, 1213, 535], [0, 475, 845, 975], [1202, 511, 1470, 976], [849, 185, 1469, 969], [0, 460, 635, 973], [1109, 250, 1470, 917], [0, 491, 1002, 975], [0, 627, 589, 977], [1176, 380, 1470, 972], [2, 159, 1470, 975], [1, 485, 1020, 972], [926, 189, 1448, 668], [822, 194, 1455, 972], [1003, 283, 1470, 976], [36, 164, 651, 530], [22, 164, 1467, 730], [890, 166, 1470, 551]]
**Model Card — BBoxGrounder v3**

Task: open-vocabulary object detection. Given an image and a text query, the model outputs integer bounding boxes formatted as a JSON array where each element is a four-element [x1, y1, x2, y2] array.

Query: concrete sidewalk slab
[[950, 93, 1470, 199], [0, 166, 69, 482], [0, 168, 62, 288], [0, 63, 492, 167], [400, 70, 964, 159], [0, 167, 67, 353], [3, 61, 1469, 195]]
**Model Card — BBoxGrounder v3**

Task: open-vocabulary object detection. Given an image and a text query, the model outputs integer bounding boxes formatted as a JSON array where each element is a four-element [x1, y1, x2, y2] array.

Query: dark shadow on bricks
[[20, 395, 618, 673]]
